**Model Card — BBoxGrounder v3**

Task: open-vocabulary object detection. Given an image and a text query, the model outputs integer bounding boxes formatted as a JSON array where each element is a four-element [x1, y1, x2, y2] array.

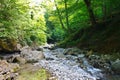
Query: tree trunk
[[84, 0, 96, 26], [54, 0, 67, 31], [102, 0, 107, 21], [64, 0, 69, 30]]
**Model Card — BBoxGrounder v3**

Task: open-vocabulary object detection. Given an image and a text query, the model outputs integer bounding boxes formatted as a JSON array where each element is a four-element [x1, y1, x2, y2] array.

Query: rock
[[0, 38, 18, 52], [111, 59, 120, 74], [0, 75, 4, 80], [86, 50, 93, 57], [63, 48, 82, 56], [0, 60, 9, 67], [49, 76, 57, 80], [36, 46, 44, 51], [12, 56, 26, 64], [20, 46, 31, 51], [21, 48, 45, 62], [46, 57, 54, 60], [16, 44, 22, 50], [43, 43, 54, 49], [10, 63, 20, 72], [0, 60, 19, 80], [5, 54, 26, 64], [88, 54, 111, 72]]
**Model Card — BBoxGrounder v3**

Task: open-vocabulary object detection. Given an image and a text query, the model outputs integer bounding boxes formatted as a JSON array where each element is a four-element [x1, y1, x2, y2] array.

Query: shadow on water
[[105, 74, 120, 80]]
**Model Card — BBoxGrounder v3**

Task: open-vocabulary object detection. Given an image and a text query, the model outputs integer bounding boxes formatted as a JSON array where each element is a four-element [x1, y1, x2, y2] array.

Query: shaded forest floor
[[59, 12, 120, 56]]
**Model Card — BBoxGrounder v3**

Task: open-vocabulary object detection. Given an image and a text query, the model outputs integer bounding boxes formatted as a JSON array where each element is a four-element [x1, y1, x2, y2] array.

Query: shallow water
[[105, 75, 120, 80], [35, 48, 104, 80]]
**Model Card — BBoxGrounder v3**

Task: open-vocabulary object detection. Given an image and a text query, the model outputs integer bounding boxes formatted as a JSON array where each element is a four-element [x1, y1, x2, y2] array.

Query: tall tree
[[54, 0, 67, 31], [84, 0, 96, 25], [64, 0, 70, 32]]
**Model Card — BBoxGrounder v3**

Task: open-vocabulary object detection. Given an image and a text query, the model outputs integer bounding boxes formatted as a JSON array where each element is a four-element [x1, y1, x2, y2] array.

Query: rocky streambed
[[36, 47, 120, 80], [35, 48, 103, 80], [0, 45, 120, 80]]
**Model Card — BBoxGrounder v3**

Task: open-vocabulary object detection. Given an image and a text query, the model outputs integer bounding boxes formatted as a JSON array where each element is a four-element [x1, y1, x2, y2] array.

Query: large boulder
[[111, 59, 120, 74], [20, 47, 45, 62]]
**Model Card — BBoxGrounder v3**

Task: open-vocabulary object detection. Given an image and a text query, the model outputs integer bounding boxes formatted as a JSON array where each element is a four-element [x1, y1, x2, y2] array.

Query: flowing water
[[1, 46, 119, 80], [35, 48, 104, 80]]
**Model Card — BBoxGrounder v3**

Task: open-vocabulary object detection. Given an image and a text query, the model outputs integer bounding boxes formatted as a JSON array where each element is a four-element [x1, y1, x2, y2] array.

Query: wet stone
[[34, 48, 102, 80]]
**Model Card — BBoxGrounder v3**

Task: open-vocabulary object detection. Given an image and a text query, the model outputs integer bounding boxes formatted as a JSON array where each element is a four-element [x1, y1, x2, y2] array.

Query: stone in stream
[[36, 46, 44, 51], [111, 59, 120, 74], [87, 54, 113, 74], [63, 48, 83, 56]]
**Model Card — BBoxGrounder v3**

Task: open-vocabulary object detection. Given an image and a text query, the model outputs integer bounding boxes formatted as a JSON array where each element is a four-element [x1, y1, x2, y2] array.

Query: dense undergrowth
[[59, 12, 120, 55], [0, 0, 120, 57]]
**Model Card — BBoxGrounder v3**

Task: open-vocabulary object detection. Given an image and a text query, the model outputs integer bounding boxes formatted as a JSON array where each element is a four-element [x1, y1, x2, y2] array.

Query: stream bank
[[0, 45, 120, 80]]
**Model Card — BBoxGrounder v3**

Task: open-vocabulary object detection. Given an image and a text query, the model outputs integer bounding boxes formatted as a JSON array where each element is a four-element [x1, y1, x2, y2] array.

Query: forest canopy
[[0, 0, 120, 53]]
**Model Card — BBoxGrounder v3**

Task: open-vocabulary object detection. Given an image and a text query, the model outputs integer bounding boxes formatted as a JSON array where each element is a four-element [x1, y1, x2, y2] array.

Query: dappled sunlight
[[0, 0, 120, 80]]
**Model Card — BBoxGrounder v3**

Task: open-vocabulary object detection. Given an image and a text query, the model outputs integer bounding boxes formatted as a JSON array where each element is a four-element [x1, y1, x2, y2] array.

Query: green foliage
[[30, 35, 36, 41], [0, 0, 120, 50], [52, 27, 65, 41], [0, 0, 47, 45]]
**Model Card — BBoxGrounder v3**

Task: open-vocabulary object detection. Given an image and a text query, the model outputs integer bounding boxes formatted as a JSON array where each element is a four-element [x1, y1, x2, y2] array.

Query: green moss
[[0, 38, 17, 52], [17, 68, 50, 80]]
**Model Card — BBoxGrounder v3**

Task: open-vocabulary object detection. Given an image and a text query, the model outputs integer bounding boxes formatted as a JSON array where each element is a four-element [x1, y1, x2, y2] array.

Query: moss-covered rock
[[111, 59, 120, 74], [0, 38, 18, 52]]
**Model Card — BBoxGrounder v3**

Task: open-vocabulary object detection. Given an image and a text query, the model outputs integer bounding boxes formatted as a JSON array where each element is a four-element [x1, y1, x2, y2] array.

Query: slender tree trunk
[[103, 0, 107, 21], [84, 0, 96, 26], [64, 0, 72, 33], [54, 0, 67, 31], [64, 0, 69, 30]]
